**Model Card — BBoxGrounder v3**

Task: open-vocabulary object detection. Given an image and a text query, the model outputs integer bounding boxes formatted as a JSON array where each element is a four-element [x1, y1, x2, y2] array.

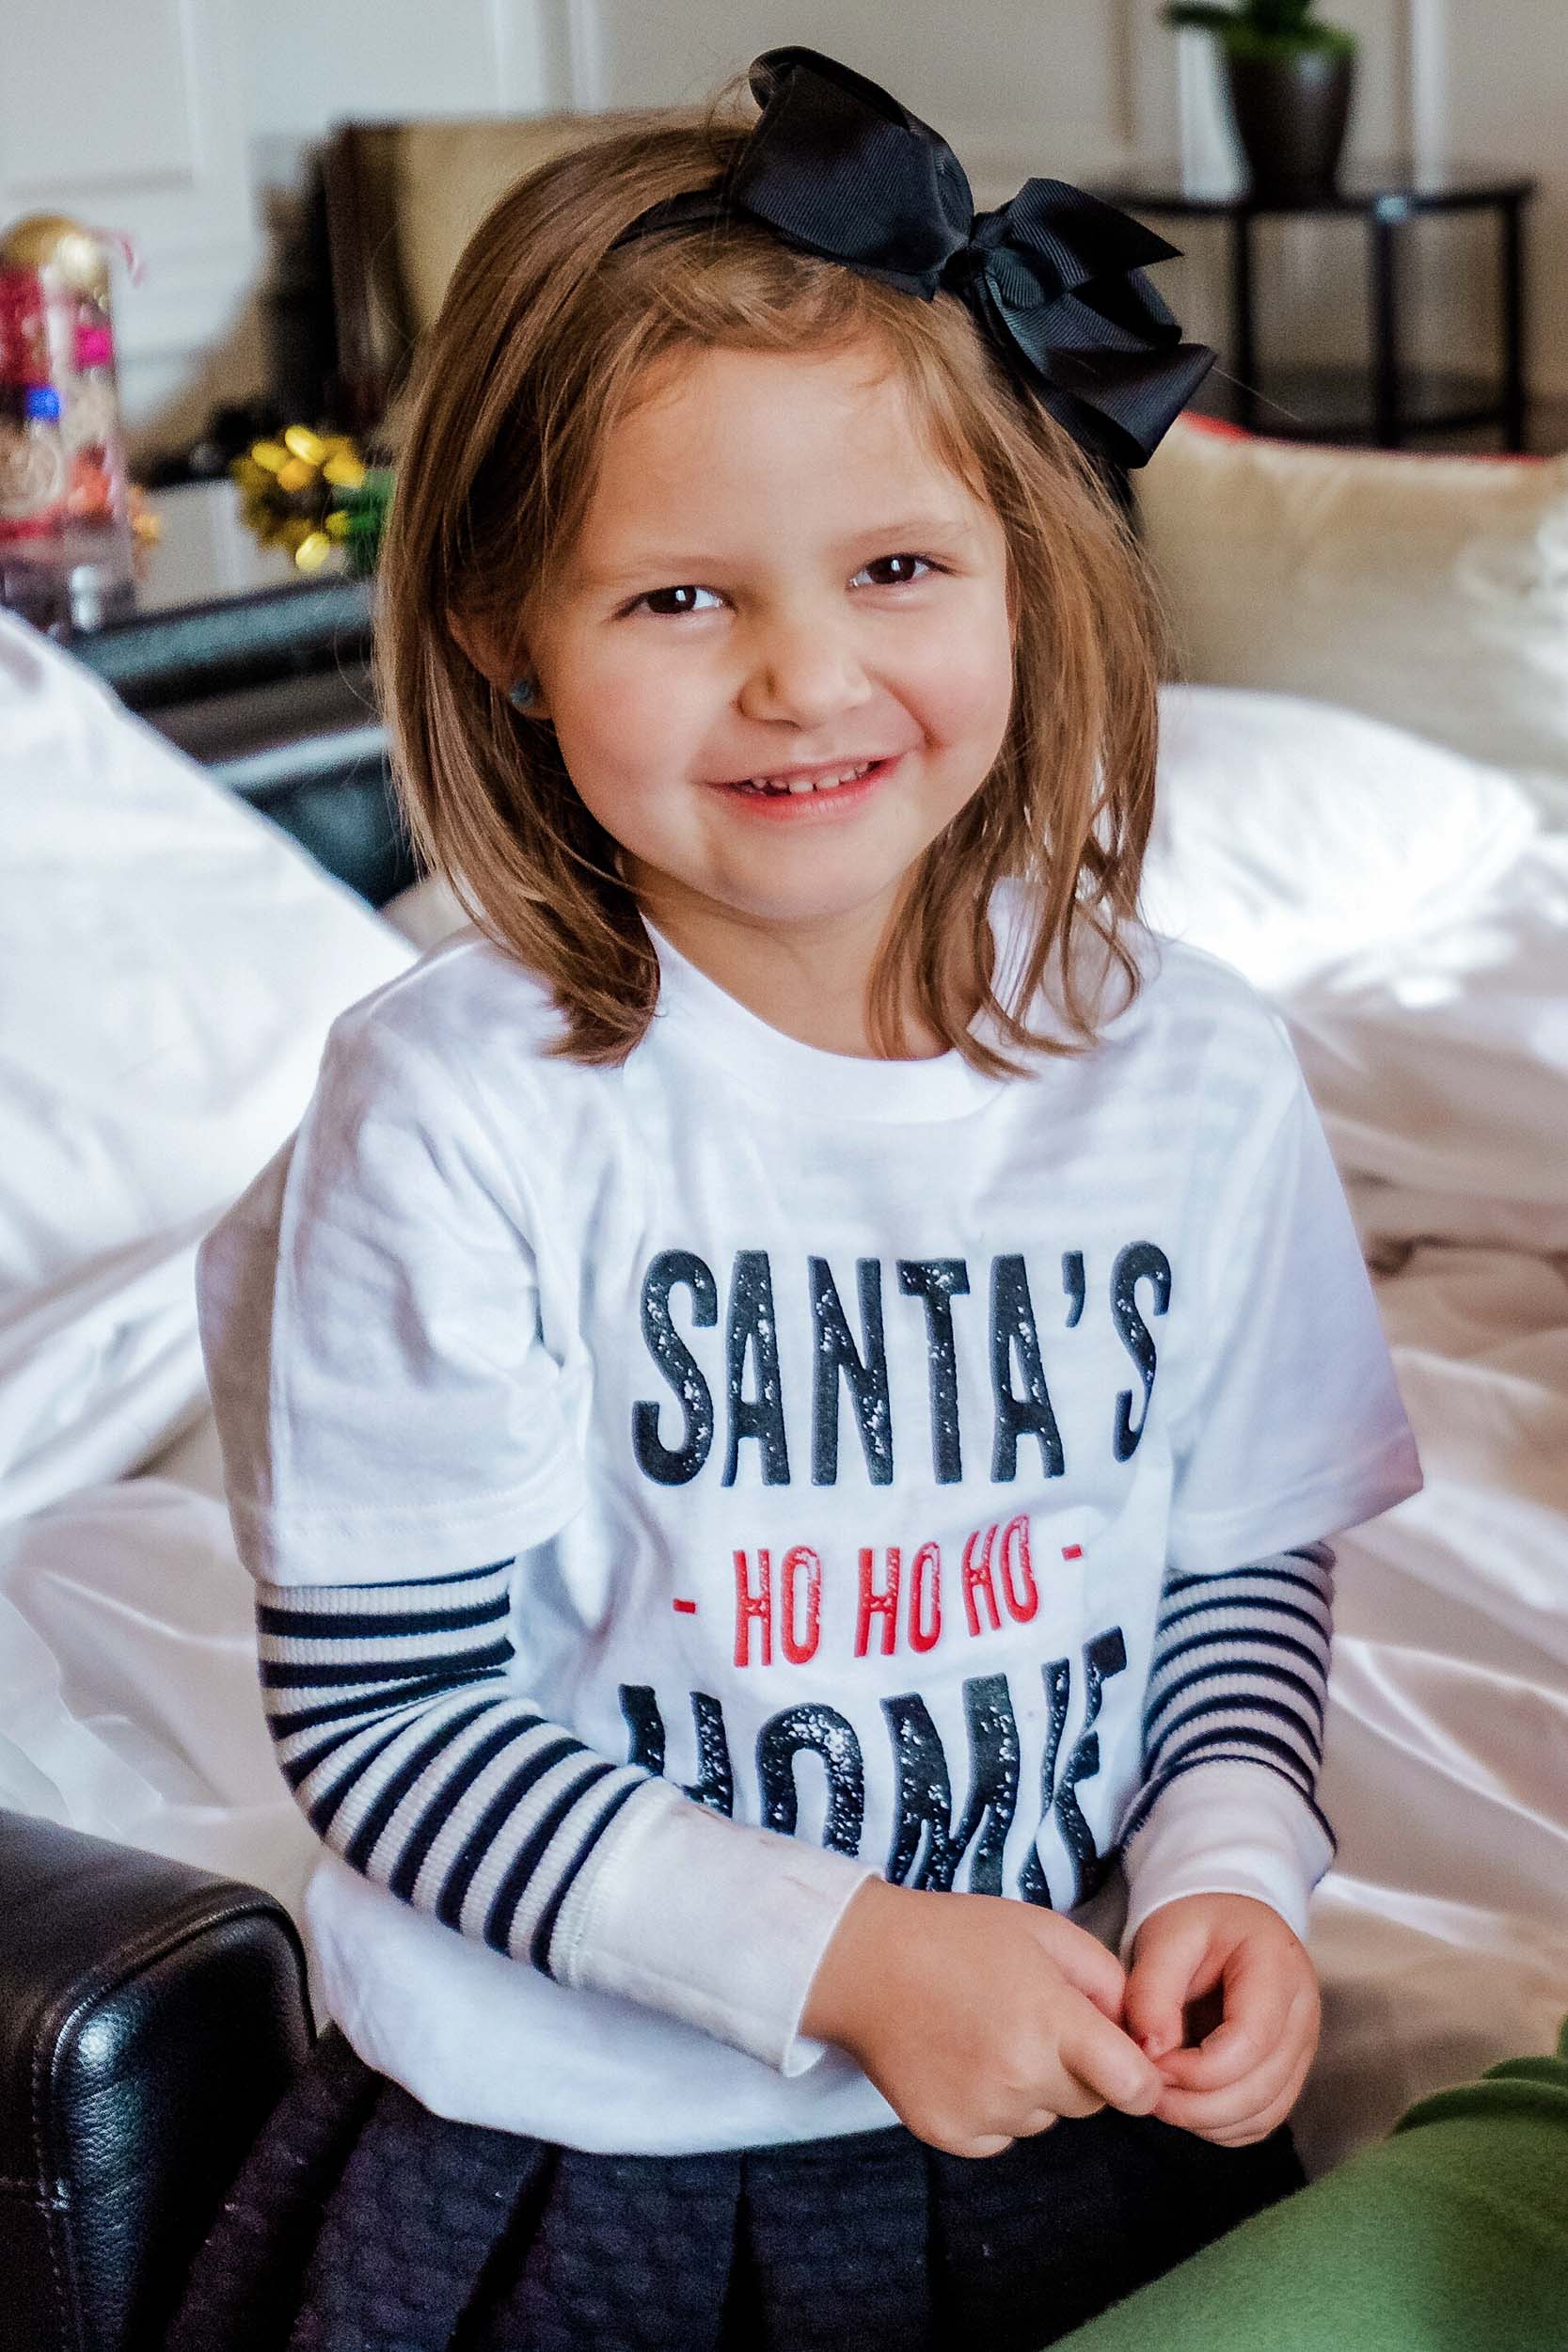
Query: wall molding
[[531, 0, 610, 113], [1401, 0, 1449, 165]]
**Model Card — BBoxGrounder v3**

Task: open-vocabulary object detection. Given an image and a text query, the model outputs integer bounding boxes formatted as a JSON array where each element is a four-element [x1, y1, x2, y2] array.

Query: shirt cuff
[[1118, 1758, 1334, 1959], [547, 1781, 878, 2074]]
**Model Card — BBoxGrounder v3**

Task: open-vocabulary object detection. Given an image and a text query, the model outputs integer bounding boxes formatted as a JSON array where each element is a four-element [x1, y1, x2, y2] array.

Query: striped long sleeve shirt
[[258, 1540, 1337, 2027]]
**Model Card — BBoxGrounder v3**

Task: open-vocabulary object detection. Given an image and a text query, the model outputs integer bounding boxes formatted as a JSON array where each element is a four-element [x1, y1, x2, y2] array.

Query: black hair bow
[[617, 46, 1213, 470]]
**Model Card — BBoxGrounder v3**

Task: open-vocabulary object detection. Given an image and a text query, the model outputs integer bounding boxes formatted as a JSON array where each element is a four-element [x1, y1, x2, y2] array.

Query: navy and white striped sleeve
[[257, 1564, 874, 2069], [1117, 1542, 1337, 1949], [260, 1561, 653, 1971]]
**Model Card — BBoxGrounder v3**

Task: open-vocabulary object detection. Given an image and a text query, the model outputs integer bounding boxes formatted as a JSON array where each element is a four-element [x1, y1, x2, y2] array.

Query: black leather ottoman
[[0, 1809, 312, 2352]]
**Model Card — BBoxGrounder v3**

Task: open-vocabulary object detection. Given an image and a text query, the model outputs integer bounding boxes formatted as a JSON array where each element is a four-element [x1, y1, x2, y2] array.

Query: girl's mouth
[[715, 754, 901, 814]]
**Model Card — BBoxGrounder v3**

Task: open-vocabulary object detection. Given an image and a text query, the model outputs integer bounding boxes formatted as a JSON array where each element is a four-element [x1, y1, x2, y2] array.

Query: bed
[[3, 418, 1566, 2194]]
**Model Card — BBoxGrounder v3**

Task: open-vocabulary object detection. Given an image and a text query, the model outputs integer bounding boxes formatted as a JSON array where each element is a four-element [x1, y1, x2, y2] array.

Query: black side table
[[1, 480, 409, 905], [1088, 164, 1536, 450]]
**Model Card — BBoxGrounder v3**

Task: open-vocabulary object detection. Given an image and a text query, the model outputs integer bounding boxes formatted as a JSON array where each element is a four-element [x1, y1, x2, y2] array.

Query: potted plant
[[1164, 1, 1357, 199]]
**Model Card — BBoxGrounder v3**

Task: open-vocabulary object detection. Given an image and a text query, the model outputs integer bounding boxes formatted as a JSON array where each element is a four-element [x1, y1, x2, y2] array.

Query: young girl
[[178, 47, 1421, 2352]]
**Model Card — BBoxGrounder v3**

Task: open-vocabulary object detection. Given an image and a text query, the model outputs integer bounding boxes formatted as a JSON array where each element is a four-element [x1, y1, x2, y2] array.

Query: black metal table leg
[[1501, 196, 1528, 451], [1370, 208, 1402, 448], [1229, 211, 1259, 431]]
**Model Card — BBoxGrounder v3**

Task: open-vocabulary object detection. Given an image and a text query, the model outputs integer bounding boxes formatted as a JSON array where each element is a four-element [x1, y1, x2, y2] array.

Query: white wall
[[2, 0, 1563, 457], [0, 0, 262, 454]]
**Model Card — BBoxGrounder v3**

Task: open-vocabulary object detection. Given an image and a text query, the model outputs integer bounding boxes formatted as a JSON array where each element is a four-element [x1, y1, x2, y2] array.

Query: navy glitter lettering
[[809, 1256, 894, 1487], [990, 1253, 1065, 1482], [722, 1250, 791, 1486], [882, 1672, 1020, 1895], [756, 1704, 866, 1853], [896, 1258, 972, 1485], [632, 1250, 717, 1486], [1110, 1242, 1172, 1463]]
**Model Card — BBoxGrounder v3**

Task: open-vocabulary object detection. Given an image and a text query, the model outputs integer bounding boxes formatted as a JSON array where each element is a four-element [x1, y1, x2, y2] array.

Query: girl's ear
[[448, 612, 551, 720]]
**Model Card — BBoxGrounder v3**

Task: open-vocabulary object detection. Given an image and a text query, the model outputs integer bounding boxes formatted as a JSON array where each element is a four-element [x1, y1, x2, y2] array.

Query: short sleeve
[[1165, 1033, 1422, 1576], [197, 1006, 586, 1585]]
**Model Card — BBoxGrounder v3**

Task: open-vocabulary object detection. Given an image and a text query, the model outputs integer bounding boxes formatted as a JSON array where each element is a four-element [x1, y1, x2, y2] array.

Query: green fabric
[[1055, 2019, 1568, 2352]]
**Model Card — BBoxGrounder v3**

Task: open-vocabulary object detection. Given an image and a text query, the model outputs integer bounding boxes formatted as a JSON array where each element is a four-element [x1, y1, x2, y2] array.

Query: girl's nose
[[736, 614, 875, 728]]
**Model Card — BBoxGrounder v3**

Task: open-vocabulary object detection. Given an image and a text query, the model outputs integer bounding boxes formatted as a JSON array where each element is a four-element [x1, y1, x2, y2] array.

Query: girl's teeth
[[740, 760, 875, 796]]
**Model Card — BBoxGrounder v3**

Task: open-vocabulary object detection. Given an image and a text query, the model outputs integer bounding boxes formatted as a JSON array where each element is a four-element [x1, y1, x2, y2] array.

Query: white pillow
[[0, 612, 414, 1517], [381, 869, 470, 951], [1146, 682, 1539, 993], [1136, 420, 1568, 816]]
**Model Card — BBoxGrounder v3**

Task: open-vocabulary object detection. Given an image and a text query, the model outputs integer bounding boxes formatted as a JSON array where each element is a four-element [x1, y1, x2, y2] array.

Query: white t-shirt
[[198, 911, 1420, 2153]]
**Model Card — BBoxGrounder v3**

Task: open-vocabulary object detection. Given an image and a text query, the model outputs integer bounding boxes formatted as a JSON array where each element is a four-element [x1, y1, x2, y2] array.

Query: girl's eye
[[853, 553, 937, 588], [631, 584, 723, 616]]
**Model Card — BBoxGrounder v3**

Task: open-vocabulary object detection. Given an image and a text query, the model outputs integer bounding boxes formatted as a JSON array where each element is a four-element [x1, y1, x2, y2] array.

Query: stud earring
[[507, 675, 538, 711]]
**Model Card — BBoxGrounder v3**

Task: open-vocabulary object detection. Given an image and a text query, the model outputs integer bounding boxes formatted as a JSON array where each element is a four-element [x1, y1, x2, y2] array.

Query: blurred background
[[4, 0, 1564, 474]]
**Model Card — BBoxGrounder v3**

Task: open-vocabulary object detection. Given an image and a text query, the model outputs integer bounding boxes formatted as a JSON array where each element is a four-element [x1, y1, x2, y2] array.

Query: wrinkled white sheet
[[0, 1467, 314, 1915], [0, 611, 413, 1517], [1280, 843, 1568, 2163], [1293, 1242, 1568, 2167], [4, 828, 1567, 2173], [1289, 833, 1568, 1262]]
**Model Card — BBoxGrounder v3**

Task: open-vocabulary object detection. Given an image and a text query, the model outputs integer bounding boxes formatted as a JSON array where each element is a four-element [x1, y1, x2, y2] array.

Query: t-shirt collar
[[645, 919, 1007, 1125]]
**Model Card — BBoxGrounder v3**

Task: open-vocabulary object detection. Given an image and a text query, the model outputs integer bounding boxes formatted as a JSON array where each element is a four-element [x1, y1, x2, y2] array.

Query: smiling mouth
[[726, 758, 885, 799]]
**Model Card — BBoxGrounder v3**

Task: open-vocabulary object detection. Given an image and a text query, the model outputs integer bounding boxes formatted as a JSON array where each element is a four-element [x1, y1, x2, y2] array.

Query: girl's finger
[[1031, 1914, 1132, 2026], [1154, 2026, 1315, 2136], [1122, 1913, 1214, 2062], [1155, 1950, 1309, 2092], [1011, 2106, 1062, 2139], [1155, 2067, 1280, 2134], [1057, 1997, 1164, 2117], [1195, 2055, 1314, 2147], [1206, 2104, 1294, 2148], [1049, 2072, 1111, 2122]]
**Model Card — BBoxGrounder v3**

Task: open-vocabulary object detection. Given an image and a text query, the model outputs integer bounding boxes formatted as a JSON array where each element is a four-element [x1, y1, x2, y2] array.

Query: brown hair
[[376, 90, 1170, 1073]]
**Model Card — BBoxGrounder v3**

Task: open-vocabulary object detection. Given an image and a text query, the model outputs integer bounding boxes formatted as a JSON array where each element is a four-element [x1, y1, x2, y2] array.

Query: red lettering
[[733, 1548, 773, 1667], [856, 1545, 902, 1658], [962, 1522, 1002, 1637], [999, 1515, 1037, 1624], [781, 1545, 822, 1665], [909, 1540, 942, 1653]]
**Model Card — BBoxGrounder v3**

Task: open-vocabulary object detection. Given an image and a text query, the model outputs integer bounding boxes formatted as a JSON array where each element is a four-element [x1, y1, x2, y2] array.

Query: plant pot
[[1223, 47, 1355, 199]]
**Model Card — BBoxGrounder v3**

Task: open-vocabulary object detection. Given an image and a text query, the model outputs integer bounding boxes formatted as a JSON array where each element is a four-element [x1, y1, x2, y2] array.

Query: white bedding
[[1280, 859, 1568, 2158], [2, 638, 1564, 2177]]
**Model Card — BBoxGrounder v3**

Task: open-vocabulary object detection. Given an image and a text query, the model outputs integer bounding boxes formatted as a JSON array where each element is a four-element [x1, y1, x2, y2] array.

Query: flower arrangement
[[230, 424, 392, 576], [1163, 0, 1358, 195], [1162, 1, 1355, 59]]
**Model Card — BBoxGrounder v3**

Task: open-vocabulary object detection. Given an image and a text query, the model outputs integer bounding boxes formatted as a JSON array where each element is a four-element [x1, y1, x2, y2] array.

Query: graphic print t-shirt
[[199, 914, 1421, 2152]]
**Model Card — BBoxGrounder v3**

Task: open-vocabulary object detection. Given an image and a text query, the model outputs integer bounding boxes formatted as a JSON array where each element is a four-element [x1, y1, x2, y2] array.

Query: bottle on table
[[67, 315, 128, 526], [0, 383, 67, 543], [0, 215, 130, 534]]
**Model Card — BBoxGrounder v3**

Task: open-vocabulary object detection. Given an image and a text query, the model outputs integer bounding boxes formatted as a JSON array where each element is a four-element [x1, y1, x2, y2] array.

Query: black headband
[[612, 45, 1213, 472]]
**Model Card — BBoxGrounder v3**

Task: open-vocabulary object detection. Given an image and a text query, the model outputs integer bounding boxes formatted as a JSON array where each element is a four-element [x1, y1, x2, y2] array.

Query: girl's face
[[523, 341, 1015, 953]]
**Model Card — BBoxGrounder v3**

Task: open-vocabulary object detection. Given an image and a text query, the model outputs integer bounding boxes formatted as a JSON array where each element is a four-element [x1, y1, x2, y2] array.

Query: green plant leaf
[[1163, 0, 1355, 46]]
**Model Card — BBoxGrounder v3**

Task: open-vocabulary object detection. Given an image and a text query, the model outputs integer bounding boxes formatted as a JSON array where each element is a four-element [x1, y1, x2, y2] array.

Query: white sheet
[[1288, 832, 1568, 1262], [0, 1467, 314, 1915], [1293, 1239, 1568, 2167], [3, 816, 1566, 2175], [0, 612, 414, 1518], [1282, 835, 1568, 2162]]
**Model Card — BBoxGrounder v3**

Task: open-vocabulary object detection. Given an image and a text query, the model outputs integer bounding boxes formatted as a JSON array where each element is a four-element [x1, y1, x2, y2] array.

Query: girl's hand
[[1123, 1893, 1321, 2146], [802, 1878, 1164, 2158]]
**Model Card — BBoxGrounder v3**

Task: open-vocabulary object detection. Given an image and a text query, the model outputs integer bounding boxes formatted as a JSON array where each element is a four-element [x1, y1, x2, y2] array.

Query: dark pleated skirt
[[166, 2027, 1305, 2352]]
